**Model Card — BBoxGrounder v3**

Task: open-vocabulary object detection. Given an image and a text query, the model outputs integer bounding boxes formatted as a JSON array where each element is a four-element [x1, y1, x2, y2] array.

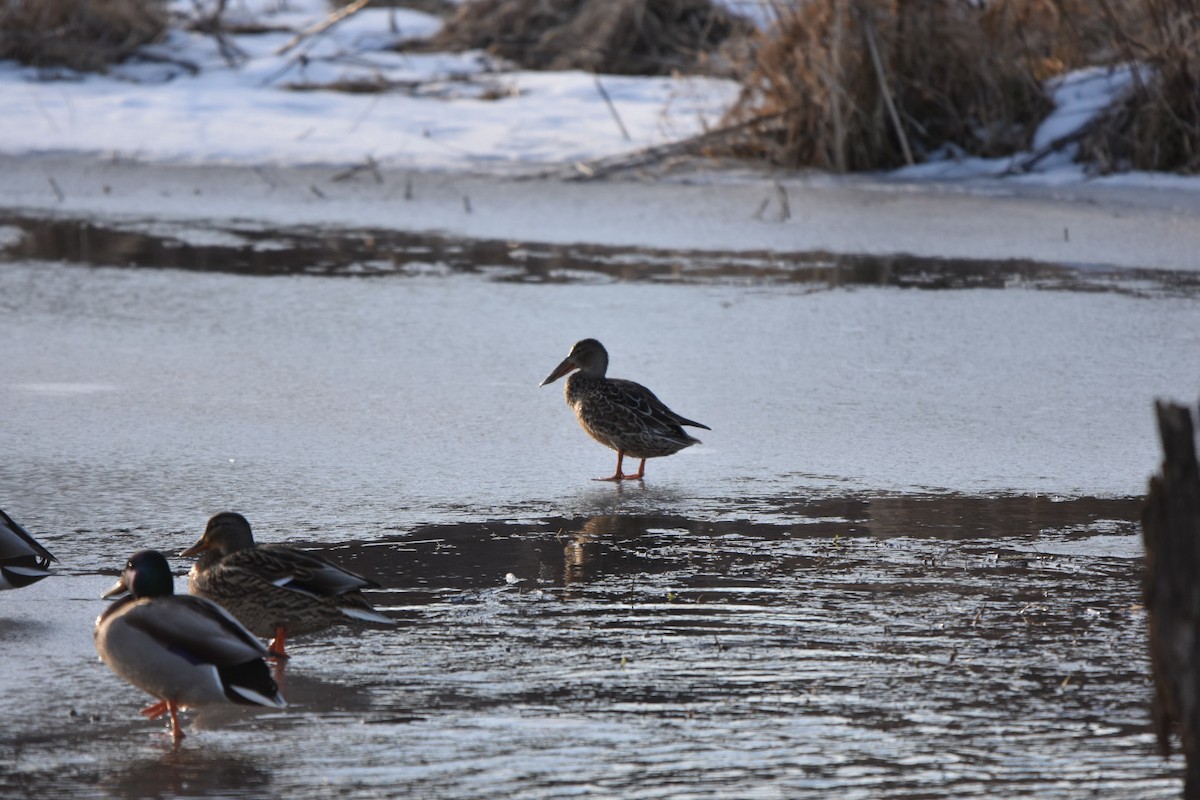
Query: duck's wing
[[0, 508, 57, 563], [121, 595, 270, 664], [606, 379, 711, 433], [233, 545, 380, 598]]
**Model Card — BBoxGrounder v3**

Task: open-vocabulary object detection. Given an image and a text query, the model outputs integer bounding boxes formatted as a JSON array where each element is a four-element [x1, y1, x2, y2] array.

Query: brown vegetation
[[416, 0, 754, 76], [717, 0, 1075, 171], [2, 0, 1199, 175], [0, 0, 167, 72], [1079, 0, 1200, 174], [716, 0, 1200, 175]]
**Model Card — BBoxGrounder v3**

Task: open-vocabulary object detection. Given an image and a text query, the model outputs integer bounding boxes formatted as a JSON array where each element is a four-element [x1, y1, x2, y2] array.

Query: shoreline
[[3, 152, 1200, 272]]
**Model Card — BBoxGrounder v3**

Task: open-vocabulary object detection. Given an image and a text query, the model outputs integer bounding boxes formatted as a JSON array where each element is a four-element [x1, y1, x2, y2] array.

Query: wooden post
[[1144, 400, 1200, 798]]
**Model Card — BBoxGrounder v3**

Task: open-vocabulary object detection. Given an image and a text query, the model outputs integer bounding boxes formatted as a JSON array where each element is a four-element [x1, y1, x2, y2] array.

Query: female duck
[[540, 338, 710, 481], [180, 512, 393, 658], [95, 550, 285, 744], [0, 507, 57, 590]]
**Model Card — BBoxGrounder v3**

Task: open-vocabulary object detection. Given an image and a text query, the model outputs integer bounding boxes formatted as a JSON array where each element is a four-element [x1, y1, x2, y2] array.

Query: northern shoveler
[[95, 550, 286, 744], [179, 512, 393, 658], [540, 338, 710, 481], [0, 507, 57, 590]]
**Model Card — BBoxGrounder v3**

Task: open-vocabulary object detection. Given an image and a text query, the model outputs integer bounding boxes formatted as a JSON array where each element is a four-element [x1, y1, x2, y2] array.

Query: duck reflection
[[561, 515, 669, 591], [103, 747, 271, 799]]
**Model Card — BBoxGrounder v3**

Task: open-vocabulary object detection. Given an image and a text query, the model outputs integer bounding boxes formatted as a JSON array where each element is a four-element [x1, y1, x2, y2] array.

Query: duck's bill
[[100, 575, 129, 599], [178, 538, 209, 558], [540, 358, 576, 386]]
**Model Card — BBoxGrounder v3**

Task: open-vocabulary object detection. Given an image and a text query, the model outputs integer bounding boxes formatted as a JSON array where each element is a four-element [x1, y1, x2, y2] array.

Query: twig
[[366, 155, 383, 184], [187, 0, 246, 67], [830, 0, 847, 172], [275, 0, 371, 57], [774, 181, 790, 221], [565, 111, 786, 181], [752, 196, 770, 220], [129, 50, 201, 75], [348, 93, 384, 133], [332, 155, 383, 184], [1003, 121, 1095, 175], [593, 73, 631, 142], [861, 11, 913, 167], [47, 176, 64, 202], [252, 166, 278, 189]]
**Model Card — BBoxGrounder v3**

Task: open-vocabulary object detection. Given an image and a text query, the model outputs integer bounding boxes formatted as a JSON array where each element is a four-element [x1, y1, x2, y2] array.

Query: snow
[[0, 0, 1174, 181], [1, 0, 1200, 270], [893, 63, 1157, 184], [0, 0, 738, 170]]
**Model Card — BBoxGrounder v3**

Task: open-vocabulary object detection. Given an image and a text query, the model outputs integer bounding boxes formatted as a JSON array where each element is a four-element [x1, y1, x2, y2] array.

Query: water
[[0, 215, 1194, 797]]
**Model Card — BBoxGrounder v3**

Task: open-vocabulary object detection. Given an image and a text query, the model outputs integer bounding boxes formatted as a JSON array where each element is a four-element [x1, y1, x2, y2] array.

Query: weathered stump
[[1144, 400, 1200, 798]]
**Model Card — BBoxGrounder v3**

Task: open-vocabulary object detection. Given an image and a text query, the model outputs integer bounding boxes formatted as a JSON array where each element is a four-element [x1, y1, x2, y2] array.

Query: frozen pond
[[1, 214, 1195, 797]]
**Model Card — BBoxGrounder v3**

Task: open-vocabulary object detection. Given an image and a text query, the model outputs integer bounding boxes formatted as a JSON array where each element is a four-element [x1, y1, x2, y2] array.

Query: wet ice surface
[[0, 512, 1174, 799], [0, 217, 1193, 797]]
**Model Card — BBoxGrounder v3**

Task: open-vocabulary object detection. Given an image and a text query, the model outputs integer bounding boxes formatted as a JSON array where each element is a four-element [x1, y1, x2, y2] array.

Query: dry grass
[[1079, 0, 1200, 174], [416, 0, 755, 76], [328, 0, 455, 11], [715, 0, 1200, 175], [717, 0, 1081, 171], [4, 0, 1197, 175], [0, 0, 167, 72]]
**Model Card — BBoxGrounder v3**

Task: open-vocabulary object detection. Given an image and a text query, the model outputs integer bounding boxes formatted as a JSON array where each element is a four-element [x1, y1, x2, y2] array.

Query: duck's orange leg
[[597, 450, 627, 481], [271, 655, 288, 686], [596, 451, 647, 482], [168, 701, 185, 744], [140, 700, 169, 719], [267, 626, 289, 659]]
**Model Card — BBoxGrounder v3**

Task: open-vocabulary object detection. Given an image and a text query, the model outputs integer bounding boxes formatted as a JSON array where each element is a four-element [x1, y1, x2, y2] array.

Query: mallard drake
[[95, 550, 286, 744], [179, 512, 393, 658], [540, 338, 710, 481], [0, 507, 57, 590]]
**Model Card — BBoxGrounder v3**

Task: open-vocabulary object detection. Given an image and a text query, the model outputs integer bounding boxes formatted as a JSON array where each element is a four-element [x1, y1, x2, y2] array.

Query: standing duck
[[95, 550, 286, 744], [540, 339, 710, 481], [179, 512, 393, 658], [0, 507, 57, 590]]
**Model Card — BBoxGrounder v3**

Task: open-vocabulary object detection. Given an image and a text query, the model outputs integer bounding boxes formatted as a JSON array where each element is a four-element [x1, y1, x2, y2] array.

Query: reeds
[[2, 0, 1198, 174], [418, 0, 754, 76], [719, 0, 1073, 171], [715, 0, 1200, 175], [0, 0, 167, 72], [1079, 0, 1200, 173]]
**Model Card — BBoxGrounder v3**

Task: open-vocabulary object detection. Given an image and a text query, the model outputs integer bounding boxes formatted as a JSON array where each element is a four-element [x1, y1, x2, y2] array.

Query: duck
[[540, 338, 710, 481], [179, 512, 394, 658], [0, 507, 57, 590], [94, 549, 286, 744]]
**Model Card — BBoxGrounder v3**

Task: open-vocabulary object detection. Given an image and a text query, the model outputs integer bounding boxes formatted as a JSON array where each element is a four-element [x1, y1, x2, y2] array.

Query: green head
[[104, 550, 175, 599]]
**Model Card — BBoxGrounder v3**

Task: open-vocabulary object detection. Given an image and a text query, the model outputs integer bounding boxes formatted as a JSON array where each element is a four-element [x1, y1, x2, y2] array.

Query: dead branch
[[187, 0, 247, 67], [564, 111, 785, 180], [332, 155, 384, 184], [593, 73, 631, 142], [275, 0, 372, 57], [860, 8, 912, 167]]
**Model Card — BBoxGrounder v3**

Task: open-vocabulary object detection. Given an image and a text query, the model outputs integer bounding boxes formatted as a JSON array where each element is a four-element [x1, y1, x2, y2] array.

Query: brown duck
[[179, 512, 393, 658], [540, 339, 709, 481]]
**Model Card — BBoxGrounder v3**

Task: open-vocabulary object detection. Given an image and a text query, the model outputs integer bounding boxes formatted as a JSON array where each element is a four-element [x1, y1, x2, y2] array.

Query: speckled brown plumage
[[541, 339, 709, 481], [180, 512, 392, 657]]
